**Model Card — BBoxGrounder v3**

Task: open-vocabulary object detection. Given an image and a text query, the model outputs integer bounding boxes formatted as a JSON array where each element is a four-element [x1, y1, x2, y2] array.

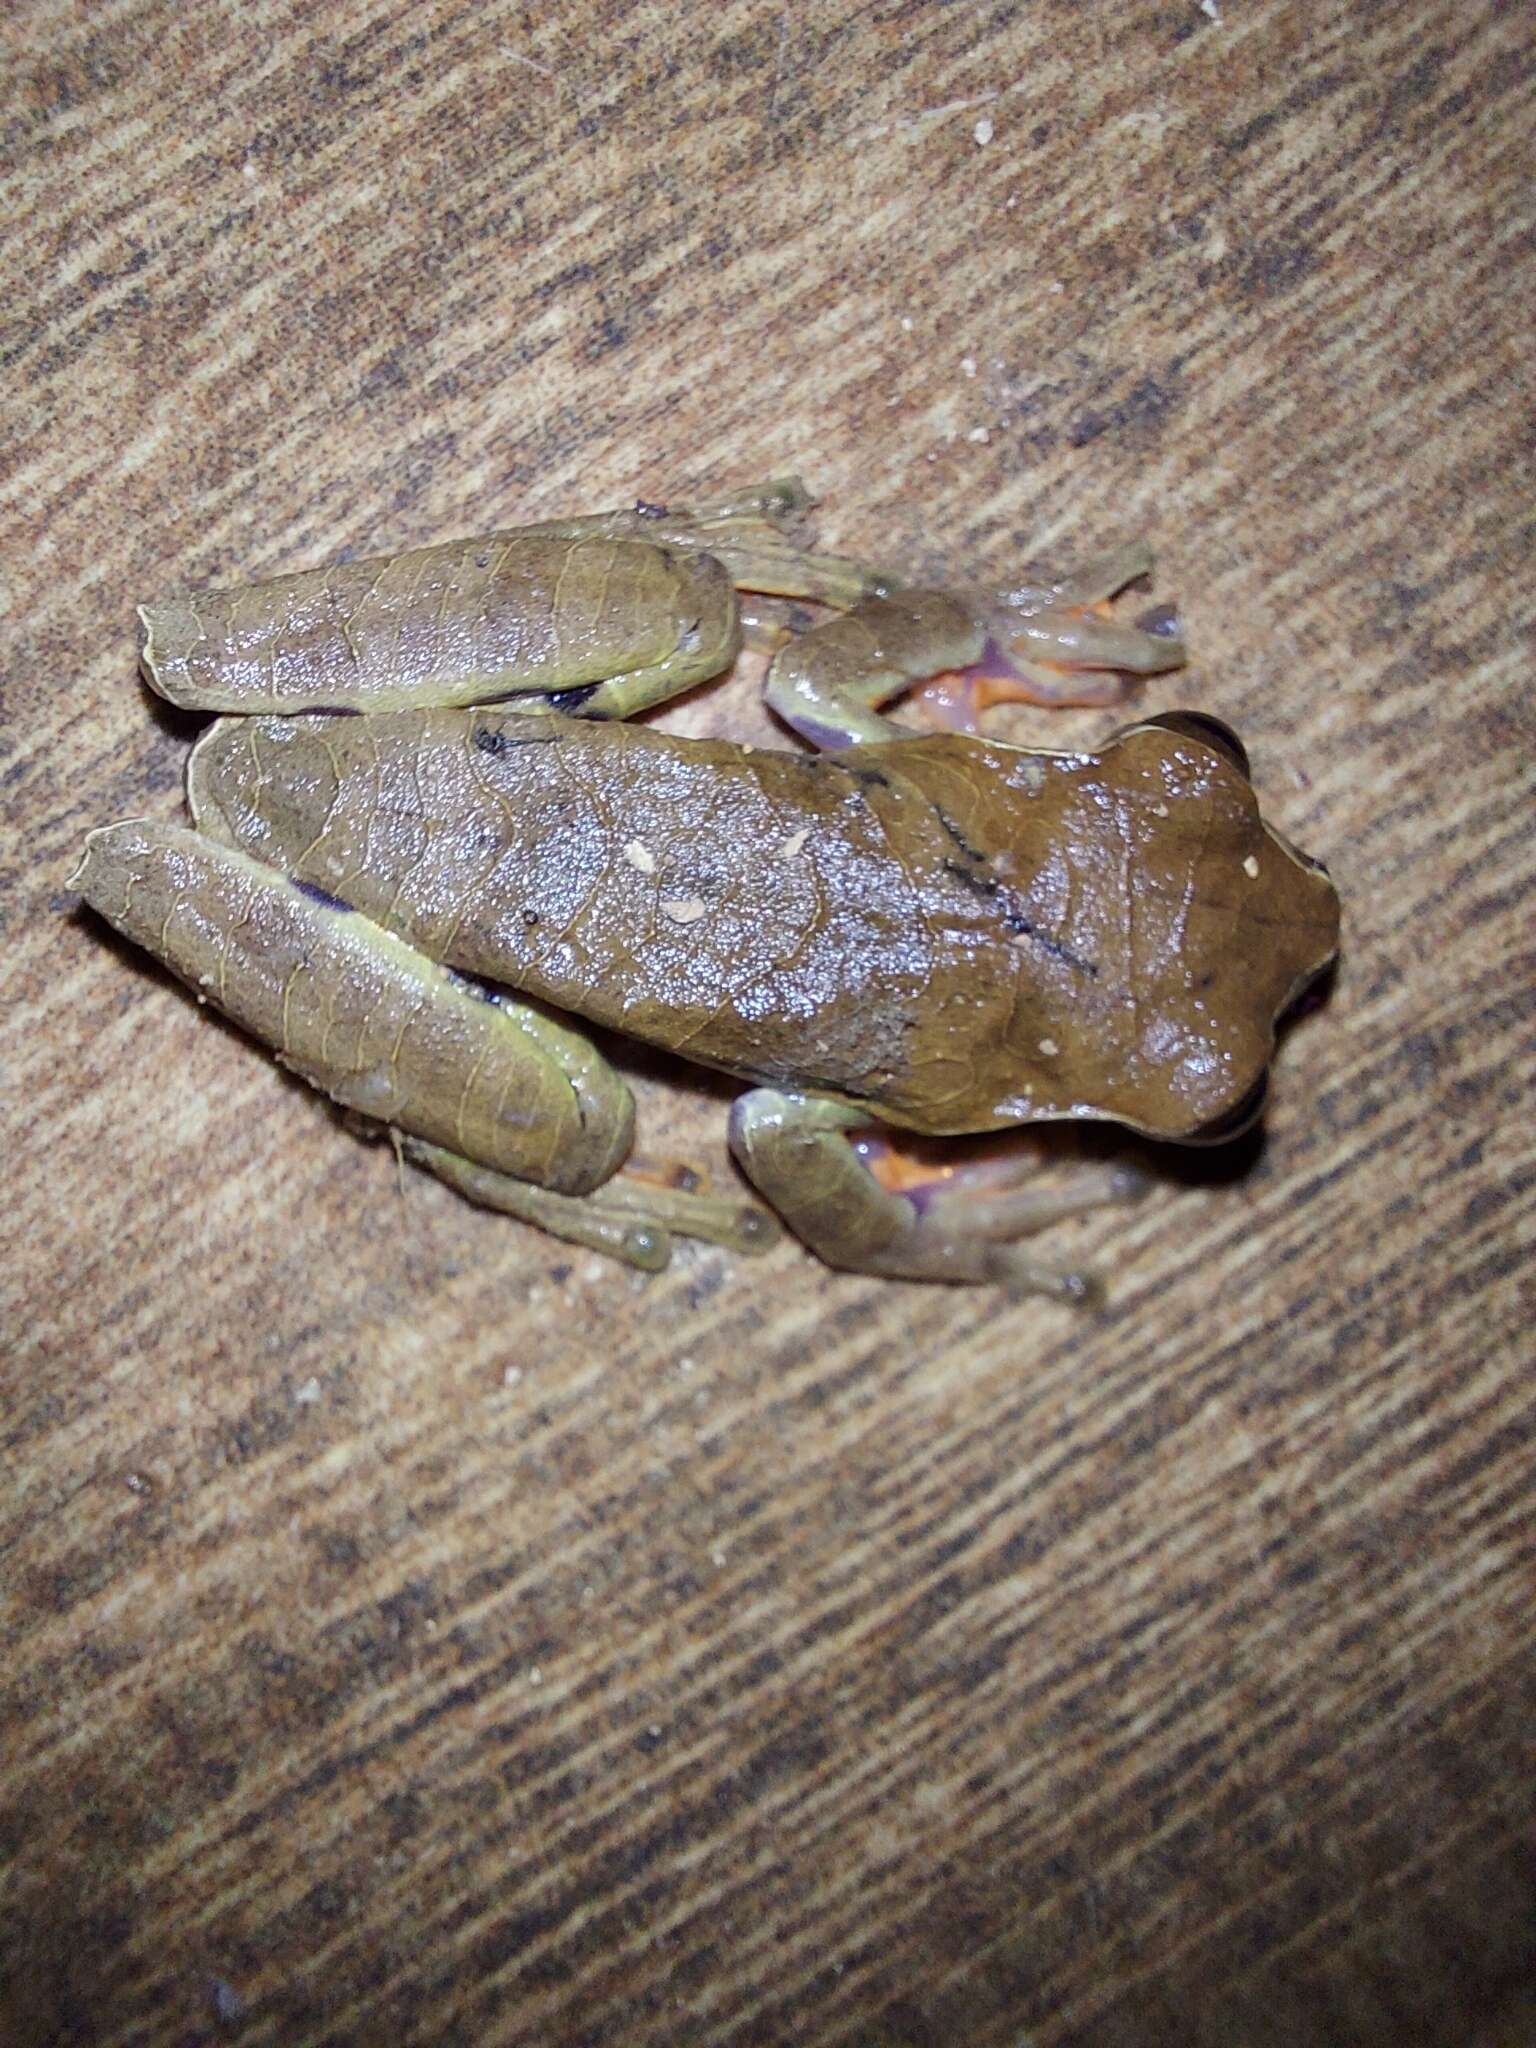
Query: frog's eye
[[1184, 1071, 1268, 1146], [1144, 710, 1252, 782]]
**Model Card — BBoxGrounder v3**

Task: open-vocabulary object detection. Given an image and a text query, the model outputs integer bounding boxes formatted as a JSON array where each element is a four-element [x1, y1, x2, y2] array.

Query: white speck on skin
[[1049, 280, 1065, 294], [624, 839, 657, 874], [1243, 854, 1261, 877], [1038, 1037, 1059, 1057], [974, 116, 994, 145], [1200, 0, 1222, 19], [960, 356, 977, 377], [712, 1549, 727, 1567], [1151, 801, 1170, 817], [777, 828, 810, 859], [679, 1355, 696, 1374], [967, 426, 990, 443], [661, 898, 708, 924], [900, 315, 914, 331], [293, 1376, 322, 1405], [529, 1667, 543, 1684], [503, 1364, 524, 1388]]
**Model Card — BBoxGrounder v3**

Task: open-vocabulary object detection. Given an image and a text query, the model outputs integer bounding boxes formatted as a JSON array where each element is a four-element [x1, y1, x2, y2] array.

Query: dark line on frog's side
[[1003, 912, 1098, 978], [943, 859, 998, 898], [933, 805, 987, 864], [939, 859, 1099, 977], [291, 877, 354, 913], [473, 727, 568, 755]]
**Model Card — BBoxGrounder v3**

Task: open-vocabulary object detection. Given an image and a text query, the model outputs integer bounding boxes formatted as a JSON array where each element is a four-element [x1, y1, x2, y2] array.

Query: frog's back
[[189, 710, 1337, 1139]]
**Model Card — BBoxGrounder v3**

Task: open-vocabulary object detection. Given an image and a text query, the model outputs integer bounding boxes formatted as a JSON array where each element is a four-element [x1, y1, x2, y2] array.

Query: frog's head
[[985, 712, 1340, 1141], [893, 716, 1339, 1142]]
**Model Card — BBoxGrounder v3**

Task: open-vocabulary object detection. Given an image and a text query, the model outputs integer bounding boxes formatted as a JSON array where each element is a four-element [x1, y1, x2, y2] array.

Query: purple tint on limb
[[783, 711, 859, 751]]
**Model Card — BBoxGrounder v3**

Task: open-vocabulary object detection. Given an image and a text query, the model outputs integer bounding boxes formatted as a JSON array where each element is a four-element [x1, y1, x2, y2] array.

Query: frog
[[74, 477, 1339, 1296]]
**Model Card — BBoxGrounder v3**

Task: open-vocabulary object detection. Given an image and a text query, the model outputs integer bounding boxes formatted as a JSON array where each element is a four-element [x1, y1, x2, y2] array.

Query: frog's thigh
[[729, 1089, 1142, 1297], [72, 821, 634, 1194], [406, 1141, 779, 1272]]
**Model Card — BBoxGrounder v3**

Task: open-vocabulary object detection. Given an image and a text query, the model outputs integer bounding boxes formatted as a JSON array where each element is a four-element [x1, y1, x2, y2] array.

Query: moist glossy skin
[[139, 535, 739, 714], [187, 706, 1339, 1141], [77, 483, 1341, 1289]]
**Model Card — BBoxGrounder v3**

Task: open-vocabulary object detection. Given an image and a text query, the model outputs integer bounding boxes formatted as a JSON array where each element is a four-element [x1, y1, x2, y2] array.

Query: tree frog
[[75, 479, 1339, 1295]]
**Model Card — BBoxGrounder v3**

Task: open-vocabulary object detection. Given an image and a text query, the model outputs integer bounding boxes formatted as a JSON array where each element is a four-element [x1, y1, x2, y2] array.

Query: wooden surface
[[3, 3, 1533, 2043]]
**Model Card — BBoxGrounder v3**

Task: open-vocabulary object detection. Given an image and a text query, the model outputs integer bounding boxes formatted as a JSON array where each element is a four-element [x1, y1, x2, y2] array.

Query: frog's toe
[[929, 539, 1186, 723], [878, 1150, 1145, 1296]]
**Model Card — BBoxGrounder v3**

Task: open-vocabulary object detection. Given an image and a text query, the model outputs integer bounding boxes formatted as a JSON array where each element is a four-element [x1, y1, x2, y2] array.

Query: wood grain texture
[[2, 2, 1532, 2044]]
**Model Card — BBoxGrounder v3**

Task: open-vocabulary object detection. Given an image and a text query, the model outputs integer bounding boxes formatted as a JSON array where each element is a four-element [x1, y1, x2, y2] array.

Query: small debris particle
[[678, 1355, 696, 1374], [777, 828, 810, 859], [1038, 1037, 1060, 1057], [712, 1549, 728, 1567], [1200, 0, 1223, 19], [293, 1376, 322, 1405], [1243, 854, 1261, 878], [900, 315, 914, 331], [1151, 801, 1170, 817], [974, 116, 994, 145], [502, 1364, 524, 1389], [967, 426, 990, 443], [529, 1666, 543, 1684], [961, 355, 977, 377], [209, 1978, 244, 2023], [661, 898, 708, 924], [624, 839, 657, 874]]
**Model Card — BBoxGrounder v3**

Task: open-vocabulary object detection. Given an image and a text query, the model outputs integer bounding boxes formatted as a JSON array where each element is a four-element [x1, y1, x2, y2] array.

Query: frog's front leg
[[72, 822, 774, 1271], [764, 543, 1185, 748], [729, 1091, 1144, 1297]]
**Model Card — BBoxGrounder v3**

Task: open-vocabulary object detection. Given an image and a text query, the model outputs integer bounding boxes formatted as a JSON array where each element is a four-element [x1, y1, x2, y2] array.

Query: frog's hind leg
[[407, 1141, 778, 1271], [729, 1091, 1145, 1297]]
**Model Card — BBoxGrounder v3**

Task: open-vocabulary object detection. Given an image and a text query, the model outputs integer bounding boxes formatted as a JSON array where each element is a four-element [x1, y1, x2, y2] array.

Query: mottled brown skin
[[139, 533, 739, 713], [70, 819, 633, 1192], [188, 706, 1339, 1141]]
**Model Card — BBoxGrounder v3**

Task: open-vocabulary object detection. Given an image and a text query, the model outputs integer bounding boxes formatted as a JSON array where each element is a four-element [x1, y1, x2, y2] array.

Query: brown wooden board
[[2, 3, 1532, 2043]]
